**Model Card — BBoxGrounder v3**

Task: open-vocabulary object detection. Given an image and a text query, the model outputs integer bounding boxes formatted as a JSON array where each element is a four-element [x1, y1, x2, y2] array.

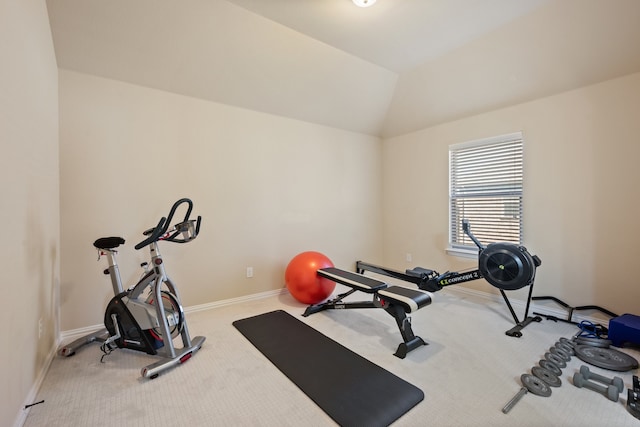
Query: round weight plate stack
[[555, 341, 575, 356], [521, 373, 552, 397], [574, 345, 639, 372], [539, 359, 562, 376], [545, 351, 567, 368], [550, 346, 571, 362], [575, 336, 612, 348], [532, 366, 562, 387], [478, 243, 537, 291]]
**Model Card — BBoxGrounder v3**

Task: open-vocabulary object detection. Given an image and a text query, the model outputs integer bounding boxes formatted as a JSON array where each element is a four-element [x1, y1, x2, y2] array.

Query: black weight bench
[[303, 267, 432, 358]]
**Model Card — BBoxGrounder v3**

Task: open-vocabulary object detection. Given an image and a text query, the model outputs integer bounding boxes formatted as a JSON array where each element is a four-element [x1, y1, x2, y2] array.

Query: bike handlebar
[[134, 198, 201, 250], [134, 217, 167, 250]]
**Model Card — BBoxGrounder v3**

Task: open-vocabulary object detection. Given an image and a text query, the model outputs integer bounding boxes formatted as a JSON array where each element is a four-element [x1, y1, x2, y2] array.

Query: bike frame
[[100, 238, 192, 359], [59, 198, 205, 378]]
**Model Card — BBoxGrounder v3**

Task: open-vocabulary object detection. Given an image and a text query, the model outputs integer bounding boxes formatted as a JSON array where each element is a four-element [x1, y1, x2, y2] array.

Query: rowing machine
[[357, 220, 542, 337]]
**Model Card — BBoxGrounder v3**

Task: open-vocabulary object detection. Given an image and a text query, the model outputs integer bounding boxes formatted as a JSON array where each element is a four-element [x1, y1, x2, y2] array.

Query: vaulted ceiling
[[47, 0, 640, 137]]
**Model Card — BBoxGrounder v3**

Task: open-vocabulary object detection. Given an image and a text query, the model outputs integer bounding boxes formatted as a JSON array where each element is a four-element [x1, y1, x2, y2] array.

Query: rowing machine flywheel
[[479, 243, 540, 291]]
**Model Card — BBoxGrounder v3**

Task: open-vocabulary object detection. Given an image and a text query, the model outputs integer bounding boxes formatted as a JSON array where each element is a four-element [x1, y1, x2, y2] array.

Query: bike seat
[[94, 237, 125, 250]]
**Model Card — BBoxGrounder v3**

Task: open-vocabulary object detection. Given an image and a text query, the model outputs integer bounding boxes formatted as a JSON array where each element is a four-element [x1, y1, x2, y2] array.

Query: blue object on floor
[[609, 314, 640, 347]]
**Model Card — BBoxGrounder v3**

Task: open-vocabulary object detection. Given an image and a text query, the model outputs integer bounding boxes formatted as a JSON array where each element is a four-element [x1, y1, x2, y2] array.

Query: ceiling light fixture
[[352, 0, 376, 7]]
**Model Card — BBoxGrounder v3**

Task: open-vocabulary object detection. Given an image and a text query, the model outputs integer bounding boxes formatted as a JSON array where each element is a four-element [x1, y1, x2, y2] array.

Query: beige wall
[[382, 72, 640, 315], [1, 1, 59, 426], [382, 0, 640, 138], [58, 69, 383, 332], [6, 3, 640, 422]]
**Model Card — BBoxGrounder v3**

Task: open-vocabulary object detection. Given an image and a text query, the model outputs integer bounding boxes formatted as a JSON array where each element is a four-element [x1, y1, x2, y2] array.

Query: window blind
[[449, 133, 523, 250]]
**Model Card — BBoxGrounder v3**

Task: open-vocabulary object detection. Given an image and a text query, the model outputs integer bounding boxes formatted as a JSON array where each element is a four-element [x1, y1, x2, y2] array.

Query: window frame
[[447, 132, 524, 258]]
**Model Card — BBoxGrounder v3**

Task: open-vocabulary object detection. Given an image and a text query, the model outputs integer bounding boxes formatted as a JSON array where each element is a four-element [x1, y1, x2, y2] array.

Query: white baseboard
[[57, 285, 614, 352], [186, 288, 287, 313], [15, 345, 57, 427], [445, 286, 612, 328], [59, 287, 288, 344], [59, 323, 105, 345], [20, 285, 614, 427], [26, 288, 286, 427]]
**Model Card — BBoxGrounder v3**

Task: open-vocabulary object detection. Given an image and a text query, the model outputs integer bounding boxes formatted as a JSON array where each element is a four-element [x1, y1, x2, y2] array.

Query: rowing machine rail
[[356, 260, 541, 338]]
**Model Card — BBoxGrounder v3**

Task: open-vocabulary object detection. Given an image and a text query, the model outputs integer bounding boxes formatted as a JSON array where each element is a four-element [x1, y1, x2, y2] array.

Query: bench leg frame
[[302, 291, 427, 358]]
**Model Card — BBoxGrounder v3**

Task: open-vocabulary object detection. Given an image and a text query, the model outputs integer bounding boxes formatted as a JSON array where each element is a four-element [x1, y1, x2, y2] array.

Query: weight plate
[[532, 366, 562, 387], [576, 336, 611, 348], [559, 337, 574, 346], [479, 243, 537, 291], [545, 351, 567, 368], [574, 345, 639, 372], [550, 346, 571, 362], [521, 373, 552, 397], [539, 359, 562, 376], [555, 341, 575, 356]]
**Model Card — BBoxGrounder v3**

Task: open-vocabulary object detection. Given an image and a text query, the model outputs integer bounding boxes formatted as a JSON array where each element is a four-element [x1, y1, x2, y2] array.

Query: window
[[448, 132, 524, 256]]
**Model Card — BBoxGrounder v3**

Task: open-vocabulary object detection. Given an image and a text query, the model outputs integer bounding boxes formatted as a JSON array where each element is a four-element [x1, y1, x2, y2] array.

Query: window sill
[[445, 247, 479, 259]]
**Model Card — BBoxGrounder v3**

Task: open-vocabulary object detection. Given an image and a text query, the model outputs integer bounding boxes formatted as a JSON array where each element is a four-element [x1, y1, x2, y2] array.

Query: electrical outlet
[[38, 318, 43, 339], [246, 267, 253, 278], [406, 253, 412, 262]]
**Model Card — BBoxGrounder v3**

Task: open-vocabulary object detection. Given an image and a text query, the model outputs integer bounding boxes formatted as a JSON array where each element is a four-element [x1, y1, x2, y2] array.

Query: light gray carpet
[[23, 286, 640, 426]]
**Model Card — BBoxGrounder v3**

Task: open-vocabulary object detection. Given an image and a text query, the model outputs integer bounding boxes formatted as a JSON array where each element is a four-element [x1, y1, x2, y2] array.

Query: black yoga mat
[[233, 310, 423, 427]]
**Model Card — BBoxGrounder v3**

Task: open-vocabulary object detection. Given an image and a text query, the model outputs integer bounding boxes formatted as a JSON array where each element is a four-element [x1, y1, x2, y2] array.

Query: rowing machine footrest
[[379, 286, 431, 313]]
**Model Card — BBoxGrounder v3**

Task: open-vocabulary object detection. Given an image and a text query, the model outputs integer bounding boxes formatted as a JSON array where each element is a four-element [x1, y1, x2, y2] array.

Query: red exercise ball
[[285, 251, 336, 304]]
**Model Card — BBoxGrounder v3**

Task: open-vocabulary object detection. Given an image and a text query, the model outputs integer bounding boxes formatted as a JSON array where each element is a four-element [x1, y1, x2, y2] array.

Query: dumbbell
[[579, 365, 624, 393], [573, 372, 619, 402]]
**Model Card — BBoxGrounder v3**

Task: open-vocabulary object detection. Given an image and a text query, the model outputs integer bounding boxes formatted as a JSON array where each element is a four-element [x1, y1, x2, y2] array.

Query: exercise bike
[[59, 198, 206, 379], [356, 219, 543, 337]]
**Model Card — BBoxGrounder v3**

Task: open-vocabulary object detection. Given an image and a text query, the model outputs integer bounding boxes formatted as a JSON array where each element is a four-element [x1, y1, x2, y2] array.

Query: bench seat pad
[[317, 268, 388, 293], [379, 286, 432, 313]]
